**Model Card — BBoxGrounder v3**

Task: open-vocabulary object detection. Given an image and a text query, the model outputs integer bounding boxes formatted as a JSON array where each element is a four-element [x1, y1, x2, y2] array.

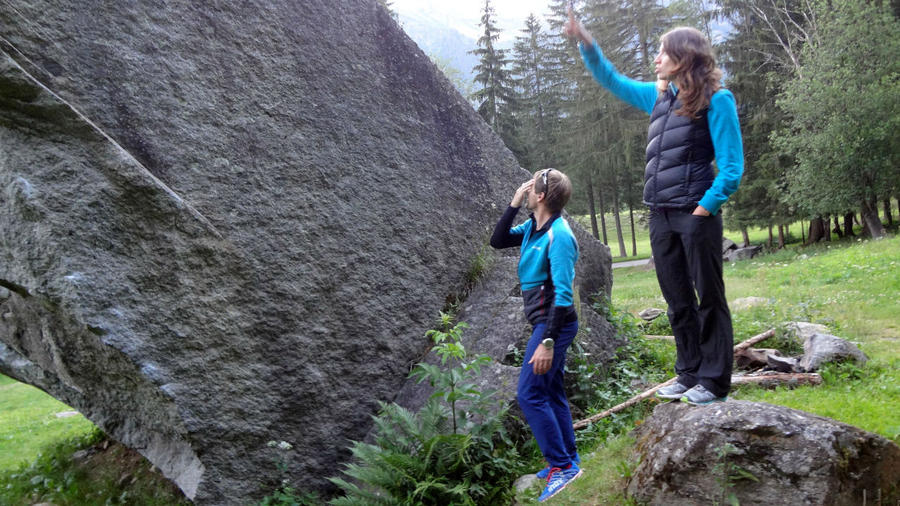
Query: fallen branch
[[644, 335, 675, 340], [572, 378, 676, 430], [732, 372, 821, 388], [573, 329, 777, 430], [733, 328, 777, 352]]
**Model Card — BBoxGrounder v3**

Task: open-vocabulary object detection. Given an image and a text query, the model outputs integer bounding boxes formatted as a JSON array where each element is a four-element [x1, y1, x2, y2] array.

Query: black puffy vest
[[643, 88, 715, 209]]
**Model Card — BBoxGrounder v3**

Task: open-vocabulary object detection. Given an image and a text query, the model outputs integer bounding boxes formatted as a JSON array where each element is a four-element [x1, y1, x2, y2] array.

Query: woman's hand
[[564, 6, 593, 46], [511, 179, 534, 208], [528, 345, 554, 375], [692, 205, 711, 216]]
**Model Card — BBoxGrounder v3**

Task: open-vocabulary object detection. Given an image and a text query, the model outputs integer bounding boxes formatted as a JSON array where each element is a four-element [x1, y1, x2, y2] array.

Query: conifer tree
[[470, 0, 521, 157], [512, 14, 555, 170]]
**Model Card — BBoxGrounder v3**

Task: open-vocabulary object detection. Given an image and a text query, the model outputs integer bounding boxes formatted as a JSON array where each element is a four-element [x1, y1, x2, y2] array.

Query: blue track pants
[[517, 320, 579, 468]]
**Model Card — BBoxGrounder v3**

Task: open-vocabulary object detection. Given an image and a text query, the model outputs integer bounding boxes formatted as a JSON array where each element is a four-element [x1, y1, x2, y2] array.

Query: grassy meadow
[[0, 375, 95, 471], [2, 224, 898, 504]]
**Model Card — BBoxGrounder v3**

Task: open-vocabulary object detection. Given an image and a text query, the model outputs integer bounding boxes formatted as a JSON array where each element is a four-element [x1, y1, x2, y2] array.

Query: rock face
[[0, 1, 610, 503], [628, 401, 900, 506]]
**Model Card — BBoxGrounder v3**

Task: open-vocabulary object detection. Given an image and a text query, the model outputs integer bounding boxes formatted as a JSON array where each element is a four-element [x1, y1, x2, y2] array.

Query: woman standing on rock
[[565, 9, 743, 405], [490, 168, 582, 502]]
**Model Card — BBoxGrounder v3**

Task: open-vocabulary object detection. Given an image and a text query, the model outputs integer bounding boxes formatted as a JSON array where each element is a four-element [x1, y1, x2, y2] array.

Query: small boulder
[[766, 354, 799, 373], [799, 332, 868, 372], [724, 246, 762, 262], [513, 474, 541, 497], [638, 308, 665, 321], [627, 401, 900, 506], [722, 237, 738, 253], [730, 297, 769, 311], [785, 321, 830, 341]]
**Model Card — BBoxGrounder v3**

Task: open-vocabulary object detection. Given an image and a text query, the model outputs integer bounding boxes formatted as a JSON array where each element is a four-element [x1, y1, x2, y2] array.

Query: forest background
[[385, 0, 899, 255]]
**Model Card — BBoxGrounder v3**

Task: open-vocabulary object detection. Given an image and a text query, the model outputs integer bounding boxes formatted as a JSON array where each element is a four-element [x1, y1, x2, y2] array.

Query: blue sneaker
[[536, 452, 580, 479], [681, 384, 727, 405], [538, 464, 583, 502]]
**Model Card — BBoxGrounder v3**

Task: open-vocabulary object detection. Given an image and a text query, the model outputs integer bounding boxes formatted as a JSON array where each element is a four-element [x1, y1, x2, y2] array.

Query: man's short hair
[[535, 168, 572, 213]]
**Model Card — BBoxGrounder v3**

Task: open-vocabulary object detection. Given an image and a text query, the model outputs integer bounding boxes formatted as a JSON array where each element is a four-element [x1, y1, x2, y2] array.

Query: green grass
[[515, 435, 639, 505], [0, 429, 190, 506], [0, 375, 95, 471], [612, 234, 900, 440], [0, 375, 189, 504]]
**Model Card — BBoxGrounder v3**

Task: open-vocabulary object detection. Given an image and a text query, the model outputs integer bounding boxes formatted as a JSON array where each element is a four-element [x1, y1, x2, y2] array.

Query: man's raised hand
[[511, 179, 534, 208]]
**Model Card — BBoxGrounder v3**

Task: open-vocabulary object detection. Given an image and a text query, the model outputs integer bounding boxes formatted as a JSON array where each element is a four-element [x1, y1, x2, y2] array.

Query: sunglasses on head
[[540, 168, 552, 191]]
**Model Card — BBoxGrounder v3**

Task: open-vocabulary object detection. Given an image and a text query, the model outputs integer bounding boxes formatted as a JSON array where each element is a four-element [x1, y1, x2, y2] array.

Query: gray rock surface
[[799, 332, 868, 372], [627, 401, 900, 506], [722, 237, 737, 253], [723, 245, 762, 262], [766, 354, 799, 373], [0, 1, 613, 503], [730, 296, 769, 311], [638, 307, 665, 321]]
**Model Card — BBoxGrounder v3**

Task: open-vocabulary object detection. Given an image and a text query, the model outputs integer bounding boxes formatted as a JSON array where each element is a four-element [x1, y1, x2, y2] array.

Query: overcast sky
[[392, 0, 554, 42]]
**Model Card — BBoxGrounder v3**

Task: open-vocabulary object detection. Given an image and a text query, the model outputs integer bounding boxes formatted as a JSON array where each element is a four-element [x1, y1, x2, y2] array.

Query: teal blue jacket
[[491, 206, 579, 330]]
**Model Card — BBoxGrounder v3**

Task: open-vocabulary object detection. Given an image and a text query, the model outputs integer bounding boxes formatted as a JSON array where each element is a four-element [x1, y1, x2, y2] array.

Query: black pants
[[649, 208, 733, 397]]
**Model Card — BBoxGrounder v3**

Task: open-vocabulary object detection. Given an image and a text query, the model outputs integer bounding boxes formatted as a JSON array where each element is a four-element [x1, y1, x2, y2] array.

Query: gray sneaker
[[681, 384, 727, 405], [655, 381, 691, 400]]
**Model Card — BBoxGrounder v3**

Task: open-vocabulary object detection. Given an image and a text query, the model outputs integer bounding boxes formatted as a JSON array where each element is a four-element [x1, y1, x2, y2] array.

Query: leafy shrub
[[642, 312, 672, 336], [328, 313, 523, 505], [565, 295, 674, 443]]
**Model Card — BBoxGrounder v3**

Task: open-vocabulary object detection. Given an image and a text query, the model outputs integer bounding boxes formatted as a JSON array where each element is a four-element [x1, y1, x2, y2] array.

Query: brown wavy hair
[[660, 27, 723, 119]]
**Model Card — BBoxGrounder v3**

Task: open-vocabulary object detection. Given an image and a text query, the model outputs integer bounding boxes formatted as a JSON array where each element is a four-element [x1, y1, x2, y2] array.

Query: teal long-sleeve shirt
[[579, 40, 744, 215]]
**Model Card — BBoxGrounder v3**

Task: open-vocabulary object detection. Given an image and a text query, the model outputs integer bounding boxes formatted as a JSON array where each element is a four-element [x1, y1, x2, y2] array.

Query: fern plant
[[329, 313, 522, 505]]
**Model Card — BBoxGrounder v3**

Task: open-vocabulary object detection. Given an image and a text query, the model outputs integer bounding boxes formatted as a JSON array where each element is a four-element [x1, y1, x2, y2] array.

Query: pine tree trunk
[[801, 220, 806, 244], [612, 188, 627, 258], [767, 224, 773, 248], [741, 226, 750, 247], [807, 217, 826, 244], [598, 185, 608, 245], [861, 199, 885, 238], [823, 215, 831, 242], [629, 206, 637, 257], [884, 198, 894, 227], [843, 212, 855, 237], [778, 225, 785, 249], [585, 174, 600, 240], [832, 216, 843, 239]]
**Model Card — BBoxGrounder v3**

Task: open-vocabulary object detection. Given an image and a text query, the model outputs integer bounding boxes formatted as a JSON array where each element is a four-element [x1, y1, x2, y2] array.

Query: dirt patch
[[75, 438, 189, 503]]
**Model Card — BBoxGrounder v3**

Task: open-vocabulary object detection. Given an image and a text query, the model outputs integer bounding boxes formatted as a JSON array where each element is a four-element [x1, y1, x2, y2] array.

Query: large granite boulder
[[0, 1, 609, 503], [627, 401, 900, 505]]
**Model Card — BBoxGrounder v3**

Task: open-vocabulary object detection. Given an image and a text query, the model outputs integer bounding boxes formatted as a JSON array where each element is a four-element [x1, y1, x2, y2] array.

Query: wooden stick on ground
[[733, 328, 777, 352], [573, 328, 777, 430], [731, 372, 822, 388], [572, 378, 676, 430]]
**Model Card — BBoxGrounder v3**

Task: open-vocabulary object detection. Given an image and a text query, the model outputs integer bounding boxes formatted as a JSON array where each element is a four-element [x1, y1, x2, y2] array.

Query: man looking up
[[490, 168, 582, 502]]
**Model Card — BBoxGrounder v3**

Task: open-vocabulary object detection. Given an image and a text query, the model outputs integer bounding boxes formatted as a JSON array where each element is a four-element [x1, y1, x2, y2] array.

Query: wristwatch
[[541, 338, 554, 350]]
